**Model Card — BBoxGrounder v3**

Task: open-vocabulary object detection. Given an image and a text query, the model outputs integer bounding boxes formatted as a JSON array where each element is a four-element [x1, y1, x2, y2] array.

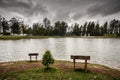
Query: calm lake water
[[0, 38, 120, 69]]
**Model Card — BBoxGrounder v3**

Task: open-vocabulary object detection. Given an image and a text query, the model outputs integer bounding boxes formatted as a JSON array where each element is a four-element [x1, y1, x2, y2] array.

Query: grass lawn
[[0, 61, 120, 80]]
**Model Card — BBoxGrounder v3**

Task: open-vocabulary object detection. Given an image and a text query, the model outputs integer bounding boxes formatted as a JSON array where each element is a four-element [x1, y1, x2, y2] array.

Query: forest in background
[[0, 15, 120, 37]]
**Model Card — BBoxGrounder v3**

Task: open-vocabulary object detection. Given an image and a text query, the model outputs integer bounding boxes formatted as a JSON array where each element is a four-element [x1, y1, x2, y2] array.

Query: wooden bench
[[71, 55, 90, 72], [28, 53, 38, 62]]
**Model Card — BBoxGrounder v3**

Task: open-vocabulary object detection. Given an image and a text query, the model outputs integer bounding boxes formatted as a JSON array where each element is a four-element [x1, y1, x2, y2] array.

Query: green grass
[[0, 67, 116, 80], [0, 60, 120, 80]]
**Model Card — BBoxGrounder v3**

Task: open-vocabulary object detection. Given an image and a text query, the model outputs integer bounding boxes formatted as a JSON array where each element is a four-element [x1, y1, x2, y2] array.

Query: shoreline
[[0, 35, 120, 40]]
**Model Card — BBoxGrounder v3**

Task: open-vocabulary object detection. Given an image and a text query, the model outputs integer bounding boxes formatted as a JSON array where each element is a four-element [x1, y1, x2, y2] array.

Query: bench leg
[[30, 56, 31, 62], [36, 56, 37, 61], [73, 58, 75, 70], [85, 59, 87, 72]]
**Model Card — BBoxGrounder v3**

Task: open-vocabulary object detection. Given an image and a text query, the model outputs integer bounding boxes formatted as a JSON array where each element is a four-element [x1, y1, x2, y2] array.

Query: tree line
[[0, 15, 120, 37]]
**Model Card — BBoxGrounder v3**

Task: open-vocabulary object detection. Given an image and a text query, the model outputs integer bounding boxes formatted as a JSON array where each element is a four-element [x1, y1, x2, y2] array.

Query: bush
[[42, 50, 54, 69], [2, 32, 11, 35]]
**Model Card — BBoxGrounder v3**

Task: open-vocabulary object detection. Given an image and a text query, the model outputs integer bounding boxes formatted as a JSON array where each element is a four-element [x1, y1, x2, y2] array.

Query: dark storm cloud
[[0, 0, 32, 9], [0, 0, 48, 17], [39, 0, 96, 21], [87, 0, 120, 16]]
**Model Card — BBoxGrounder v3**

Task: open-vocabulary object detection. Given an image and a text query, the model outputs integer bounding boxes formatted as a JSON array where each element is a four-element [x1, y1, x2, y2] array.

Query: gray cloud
[[87, 0, 120, 16], [0, 0, 32, 9], [72, 13, 83, 21], [0, 0, 120, 25], [0, 0, 48, 17], [40, 0, 94, 22], [53, 11, 70, 21]]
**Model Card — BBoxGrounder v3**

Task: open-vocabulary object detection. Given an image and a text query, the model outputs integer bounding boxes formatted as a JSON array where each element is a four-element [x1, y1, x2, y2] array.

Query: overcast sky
[[0, 0, 120, 26]]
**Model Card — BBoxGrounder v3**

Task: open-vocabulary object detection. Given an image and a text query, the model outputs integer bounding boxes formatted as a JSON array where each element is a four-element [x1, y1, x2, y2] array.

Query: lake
[[0, 38, 120, 69]]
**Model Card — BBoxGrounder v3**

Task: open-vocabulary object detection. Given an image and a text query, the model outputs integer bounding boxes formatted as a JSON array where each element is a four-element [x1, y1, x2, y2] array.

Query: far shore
[[0, 35, 120, 40]]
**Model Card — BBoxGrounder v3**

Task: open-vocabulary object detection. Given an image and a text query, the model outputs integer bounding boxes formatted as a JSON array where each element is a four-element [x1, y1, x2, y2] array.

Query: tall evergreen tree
[[82, 22, 87, 36], [20, 21, 28, 35], [2, 18, 9, 35], [43, 18, 51, 28], [95, 23, 100, 36], [26, 27, 32, 36], [73, 23, 80, 36], [0, 16, 2, 34], [54, 21, 68, 36], [86, 22, 91, 36], [9, 17, 21, 34], [32, 23, 40, 36], [103, 22, 108, 35], [88, 22, 95, 36], [43, 18, 51, 35]]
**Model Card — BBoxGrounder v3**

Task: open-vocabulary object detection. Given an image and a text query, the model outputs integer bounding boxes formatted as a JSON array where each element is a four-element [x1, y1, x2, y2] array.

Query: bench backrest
[[29, 53, 38, 56], [71, 55, 90, 60]]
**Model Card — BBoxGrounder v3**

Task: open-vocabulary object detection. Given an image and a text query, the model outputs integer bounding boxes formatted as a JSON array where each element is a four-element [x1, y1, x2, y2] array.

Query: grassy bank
[[0, 35, 120, 40], [0, 61, 120, 80], [0, 36, 50, 40], [0, 36, 73, 40]]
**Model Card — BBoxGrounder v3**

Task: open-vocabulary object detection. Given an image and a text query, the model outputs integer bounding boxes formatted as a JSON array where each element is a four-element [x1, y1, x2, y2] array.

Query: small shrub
[[42, 50, 54, 69]]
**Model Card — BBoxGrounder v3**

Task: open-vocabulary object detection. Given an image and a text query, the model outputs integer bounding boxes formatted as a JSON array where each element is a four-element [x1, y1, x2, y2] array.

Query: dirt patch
[[0, 61, 42, 74]]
